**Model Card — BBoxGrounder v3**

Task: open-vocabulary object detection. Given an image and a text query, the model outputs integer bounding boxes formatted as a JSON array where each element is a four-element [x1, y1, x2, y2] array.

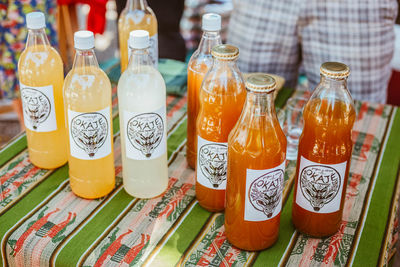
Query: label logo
[[249, 169, 284, 218], [71, 113, 108, 157], [127, 113, 164, 158], [198, 144, 228, 188], [300, 165, 341, 211], [21, 88, 51, 130]]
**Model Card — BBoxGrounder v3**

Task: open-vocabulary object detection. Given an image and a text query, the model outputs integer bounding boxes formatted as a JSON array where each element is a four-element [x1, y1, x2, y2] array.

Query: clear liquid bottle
[[186, 13, 222, 169], [118, 30, 168, 198], [292, 62, 356, 237], [196, 44, 246, 212], [18, 12, 68, 169], [118, 0, 158, 72], [225, 74, 287, 250], [63, 31, 115, 199]]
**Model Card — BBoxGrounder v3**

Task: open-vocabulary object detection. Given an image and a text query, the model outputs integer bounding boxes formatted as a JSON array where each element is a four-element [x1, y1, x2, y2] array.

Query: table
[[0, 61, 399, 266]]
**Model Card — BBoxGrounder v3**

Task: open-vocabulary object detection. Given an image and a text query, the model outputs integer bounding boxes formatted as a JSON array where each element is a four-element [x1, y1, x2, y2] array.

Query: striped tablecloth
[[1, 67, 400, 266]]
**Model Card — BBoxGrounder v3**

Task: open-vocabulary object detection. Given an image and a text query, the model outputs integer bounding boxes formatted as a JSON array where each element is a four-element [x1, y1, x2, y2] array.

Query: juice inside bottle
[[225, 74, 287, 251], [196, 44, 246, 212], [118, 0, 157, 72], [292, 62, 356, 237], [187, 13, 221, 169], [18, 12, 67, 169], [118, 30, 168, 198], [64, 31, 115, 199]]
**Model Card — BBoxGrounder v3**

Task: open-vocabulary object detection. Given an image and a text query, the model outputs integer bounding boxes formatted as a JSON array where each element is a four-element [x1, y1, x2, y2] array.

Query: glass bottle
[[18, 12, 67, 169], [118, 0, 158, 72], [292, 62, 356, 237], [225, 74, 287, 250], [63, 31, 115, 199], [196, 44, 246, 212], [186, 13, 222, 169], [118, 30, 168, 198]]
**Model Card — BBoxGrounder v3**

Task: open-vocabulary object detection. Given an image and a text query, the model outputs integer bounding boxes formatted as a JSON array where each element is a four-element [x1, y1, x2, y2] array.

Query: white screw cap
[[74, 30, 95, 50], [202, 13, 221, 31], [26, 12, 46, 29], [129, 30, 150, 49]]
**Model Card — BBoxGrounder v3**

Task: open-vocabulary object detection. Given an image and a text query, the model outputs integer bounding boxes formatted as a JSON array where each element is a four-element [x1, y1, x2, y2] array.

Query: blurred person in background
[[228, 0, 398, 104], [0, 1, 58, 127]]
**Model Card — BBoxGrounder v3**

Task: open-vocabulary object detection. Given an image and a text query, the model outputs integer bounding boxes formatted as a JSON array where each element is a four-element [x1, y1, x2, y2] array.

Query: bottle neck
[[197, 31, 221, 55], [72, 48, 99, 69], [127, 47, 152, 70], [26, 28, 50, 48], [313, 75, 352, 103], [125, 0, 148, 10], [242, 91, 275, 118]]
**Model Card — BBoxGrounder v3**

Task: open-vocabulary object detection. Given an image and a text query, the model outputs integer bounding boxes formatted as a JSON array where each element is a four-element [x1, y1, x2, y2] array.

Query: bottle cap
[[245, 74, 276, 93], [320, 62, 350, 79], [211, 44, 239, 60], [202, 13, 221, 31], [74, 31, 95, 50], [129, 30, 150, 49], [26, 12, 46, 29]]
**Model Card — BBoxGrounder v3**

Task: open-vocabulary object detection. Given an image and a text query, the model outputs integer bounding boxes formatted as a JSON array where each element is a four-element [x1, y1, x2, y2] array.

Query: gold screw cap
[[211, 44, 239, 60], [320, 62, 350, 79], [245, 73, 276, 93]]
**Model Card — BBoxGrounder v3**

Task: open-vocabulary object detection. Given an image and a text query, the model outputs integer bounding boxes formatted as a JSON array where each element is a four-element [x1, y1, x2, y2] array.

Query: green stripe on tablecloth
[[352, 107, 400, 266], [0, 134, 27, 167], [54, 187, 135, 266], [168, 118, 187, 158], [253, 188, 296, 266], [146, 202, 211, 266], [0, 165, 68, 266]]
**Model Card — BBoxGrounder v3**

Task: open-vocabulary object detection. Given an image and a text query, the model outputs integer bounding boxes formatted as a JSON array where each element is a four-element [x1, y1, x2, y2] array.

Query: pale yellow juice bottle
[[18, 12, 67, 169], [63, 31, 115, 199], [118, 0, 158, 72]]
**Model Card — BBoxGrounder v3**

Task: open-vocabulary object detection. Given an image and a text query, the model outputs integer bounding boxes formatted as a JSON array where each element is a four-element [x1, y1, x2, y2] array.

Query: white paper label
[[196, 136, 228, 190], [127, 33, 158, 67], [295, 156, 347, 213], [245, 161, 285, 222], [20, 83, 57, 132], [123, 106, 166, 160], [68, 107, 112, 160]]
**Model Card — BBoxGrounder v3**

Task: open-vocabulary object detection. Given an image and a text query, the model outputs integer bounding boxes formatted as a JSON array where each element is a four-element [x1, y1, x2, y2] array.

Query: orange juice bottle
[[196, 45, 246, 212], [63, 31, 115, 199], [225, 74, 287, 250], [18, 12, 67, 169], [187, 13, 222, 169], [292, 62, 356, 237], [118, 0, 158, 72]]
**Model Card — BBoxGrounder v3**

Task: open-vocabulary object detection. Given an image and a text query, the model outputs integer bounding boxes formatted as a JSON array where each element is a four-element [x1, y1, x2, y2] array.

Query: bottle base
[[227, 237, 278, 252], [30, 159, 68, 170], [124, 185, 167, 199], [197, 201, 224, 213], [292, 220, 339, 238]]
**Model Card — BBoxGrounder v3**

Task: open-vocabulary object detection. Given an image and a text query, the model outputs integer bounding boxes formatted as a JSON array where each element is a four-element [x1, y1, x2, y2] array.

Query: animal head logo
[[300, 165, 341, 211], [249, 169, 284, 218], [198, 144, 228, 188], [21, 88, 51, 130], [71, 113, 108, 157], [127, 113, 164, 158]]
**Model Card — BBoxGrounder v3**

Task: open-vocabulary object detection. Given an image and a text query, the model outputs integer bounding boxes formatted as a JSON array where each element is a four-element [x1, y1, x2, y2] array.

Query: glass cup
[[285, 96, 308, 160]]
